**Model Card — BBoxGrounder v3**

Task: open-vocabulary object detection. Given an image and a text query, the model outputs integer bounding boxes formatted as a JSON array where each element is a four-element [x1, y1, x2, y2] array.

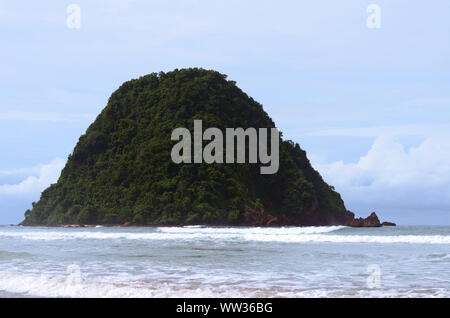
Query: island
[[21, 68, 394, 227]]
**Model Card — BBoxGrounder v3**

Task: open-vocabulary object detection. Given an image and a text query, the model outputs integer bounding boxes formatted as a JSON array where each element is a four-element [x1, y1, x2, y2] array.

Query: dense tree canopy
[[23, 68, 348, 226]]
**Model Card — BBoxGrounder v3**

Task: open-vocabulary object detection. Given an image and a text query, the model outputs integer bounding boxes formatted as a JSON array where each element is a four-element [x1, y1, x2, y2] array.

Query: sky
[[0, 0, 449, 225]]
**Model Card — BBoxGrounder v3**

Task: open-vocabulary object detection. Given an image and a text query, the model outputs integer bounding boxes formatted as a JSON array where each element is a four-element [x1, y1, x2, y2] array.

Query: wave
[[0, 270, 156, 298], [0, 227, 449, 244], [159, 225, 345, 235], [0, 226, 344, 241], [0, 231, 240, 241], [243, 234, 450, 244], [425, 253, 450, 261], [0, 270, 278, 298], [0, 270, 447, 298]]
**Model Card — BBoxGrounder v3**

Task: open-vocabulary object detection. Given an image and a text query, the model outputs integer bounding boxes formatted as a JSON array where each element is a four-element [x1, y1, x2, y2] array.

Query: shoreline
[[16, 223, 336, 228], [14, 223, 396, 228], [17, 211, 396, 228]]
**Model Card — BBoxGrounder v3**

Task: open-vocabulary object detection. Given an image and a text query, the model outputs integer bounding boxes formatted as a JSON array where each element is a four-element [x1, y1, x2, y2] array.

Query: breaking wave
[[244, 234, 450, 244], [0, 270, 447, 298], [0, 226, 449, 244]]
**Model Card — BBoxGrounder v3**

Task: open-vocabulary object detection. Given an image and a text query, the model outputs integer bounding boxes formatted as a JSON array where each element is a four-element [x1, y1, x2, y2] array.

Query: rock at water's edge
[[345, 212, 396, 228], [345, 212, 381, 227]]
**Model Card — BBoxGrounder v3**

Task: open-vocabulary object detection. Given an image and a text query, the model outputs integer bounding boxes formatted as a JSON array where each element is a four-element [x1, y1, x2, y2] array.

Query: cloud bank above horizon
[[0, 159, 65, 224], [311, 136, 450, 224]]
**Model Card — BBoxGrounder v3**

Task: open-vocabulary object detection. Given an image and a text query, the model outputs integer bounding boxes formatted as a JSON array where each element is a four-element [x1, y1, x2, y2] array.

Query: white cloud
[[312, 136, 450, 210], [0, 158, 65, 196]]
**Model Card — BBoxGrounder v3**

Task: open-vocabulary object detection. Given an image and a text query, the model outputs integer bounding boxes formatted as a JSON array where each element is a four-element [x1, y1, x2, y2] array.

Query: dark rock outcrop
[[243, 206, 274, 226], [243, 204, 356, 227], [344, 212, 397, 228], [345, 212, 381, 227]]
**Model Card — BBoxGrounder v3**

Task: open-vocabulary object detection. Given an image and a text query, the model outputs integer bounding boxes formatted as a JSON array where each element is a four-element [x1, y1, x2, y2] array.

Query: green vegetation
[[23, 68, 347, 225]]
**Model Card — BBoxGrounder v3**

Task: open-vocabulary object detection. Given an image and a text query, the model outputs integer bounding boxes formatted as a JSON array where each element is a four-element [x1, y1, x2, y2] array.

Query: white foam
[[0, 270, 264, 298], [159, 226, 345, 235], [0, 270, 157, 297], [0, 231, 242, 241], [244, 234, 450, 244], [0, 226, 345, 241], [0, 270, 448, 298], [0, 227, 449, 244]]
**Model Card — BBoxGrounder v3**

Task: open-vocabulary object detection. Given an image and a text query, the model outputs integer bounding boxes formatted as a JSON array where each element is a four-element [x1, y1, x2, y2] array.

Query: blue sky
[[0, 0, 449, 224]]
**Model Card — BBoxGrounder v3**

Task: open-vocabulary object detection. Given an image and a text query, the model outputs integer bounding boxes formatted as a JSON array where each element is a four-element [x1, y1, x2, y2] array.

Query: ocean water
[[0, 225, 449, 298]]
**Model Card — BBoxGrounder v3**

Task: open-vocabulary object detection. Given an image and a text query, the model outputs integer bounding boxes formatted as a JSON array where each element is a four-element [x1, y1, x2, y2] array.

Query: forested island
[[21, 68, 389, 227]]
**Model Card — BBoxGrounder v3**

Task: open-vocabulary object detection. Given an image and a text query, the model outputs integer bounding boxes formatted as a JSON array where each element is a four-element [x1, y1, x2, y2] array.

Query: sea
[[0, 225, 449, 298]]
